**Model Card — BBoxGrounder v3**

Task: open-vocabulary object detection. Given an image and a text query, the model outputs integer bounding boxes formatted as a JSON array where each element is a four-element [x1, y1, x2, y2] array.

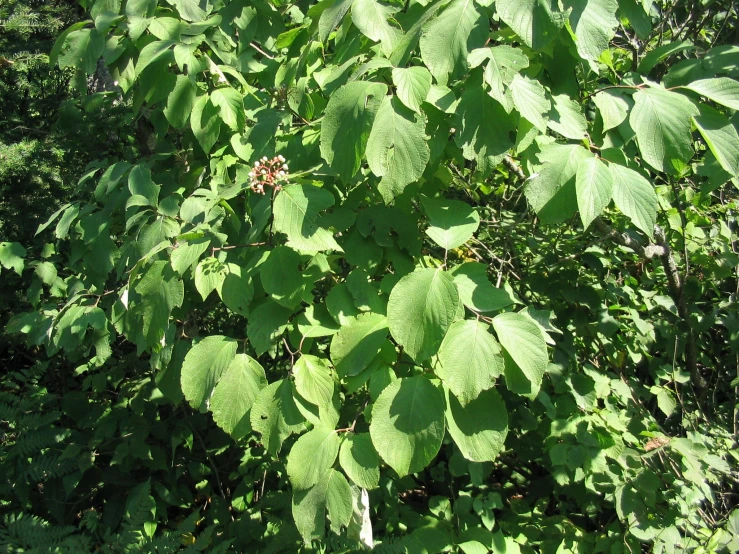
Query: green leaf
[[562, 0, 619, 61], [319, 0, 356, 44], [260, 246, 305, 308], [496, 0, 566, 50], [387, 268, 460, 363], [609, 163, 658, 239], [547, 94, 587, 139], [653, 386, 676, 417], [164, 75, 197, 129], [247, 299, 293, 356], [369, 376, 446, 476], [351, 0, 400, 57], [0, 242, 27, 275], [191, 94, 221, 154], [575, 155, 613, 228], [436, 320, 504, 405], [131, 261, 184, 349], [492, 312, 548, 398], [638, 40, 694, 74], [218, 263, 254, 316], [339, 433, 380, 489], [630, 86, 698, 172], [450, 262, 515, 313], [524, 143, 591, 223], [194, 257, 227, 300], [181, 336, 238, 411], [455, 79, 515, 176], [293, 469, 352, 542], [388, 0, 444, 67], [251, 379, 305, 455], [593, 90, 629, 131], [422, 197, 480, 250], [128, 164, 160, 207], [469, 46, 529, 111], [419, 0, 487, 85], [366, 96, 430, 201], [210, 87, 245, 131], [445, 387, 508, 462], [50, 21, 90, 69], [58, 28, 105, 74], [287, 426, 341, 490], [294, 355, 335, 409], [211, 354, 267, 438], [510, 74, 550, 133], [693, 106, 739, 175], [135, 40, 175, 76], [682, 77, 739, 110], [330, 312, 389, 377], [392, 66, 432, 114], [320, 81, 387, 182], [272, 185, 341, 252], [169, 0, 208, 22]]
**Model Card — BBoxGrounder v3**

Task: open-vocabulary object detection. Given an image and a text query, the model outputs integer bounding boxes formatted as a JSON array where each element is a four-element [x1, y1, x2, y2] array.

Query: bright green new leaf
[[211, 354, 267, 438], [251, 379, 305, 456], [330, 312, 388, 377], [272, 185, 342, 252], [593, 90, 629, 131], [294, 355, 335, 409], [191, 94, 221, 154], [436, 320, 504, 405], [181, 335, 238, 411], [128, 165, 159, 207], [164, 75, 197, 129], [320, 81, 387, 182], [58, 28, 105, 74], [563, 0, 619, 61], [525, 143, 591, 223], [575, 155, 613, 228], [0, 242, 27, 275], [293, 469, 352, 542], [135, 40, 175, 76], [496, 0, 566, 50], [422, 197, 480, 250], [369, 376, 445, 476], [510, 74, 550, 133], [194, 257, 227, 300], [287, 426, 341, 490], [351, 0, 400, 57], [366, 96, 430, 201], [450, 262, 515, 313], [392, 66, 432, 114], [693, 106, 739, 175], [492, 312, 548, 398], [339, 433, 380, 489], [609, 163, 658, 239], [210, 87, 245, 131], [217, 263, 254, 316], [445, 387, 508, 462], [630, 86, 698, 172], [419, 0, 487, 85], [548, 94, 587, 139], [387, 268, 459, 362]]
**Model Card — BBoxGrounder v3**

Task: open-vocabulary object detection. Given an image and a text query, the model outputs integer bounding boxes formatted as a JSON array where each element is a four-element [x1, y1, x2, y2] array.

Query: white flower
[[278, 170, 285, 176], [261, 156, 268, 161], [278, 155, 285, 162], [282, 164, 288, 170], [261, 169, 267, 175], [254, 161, 260, 167]]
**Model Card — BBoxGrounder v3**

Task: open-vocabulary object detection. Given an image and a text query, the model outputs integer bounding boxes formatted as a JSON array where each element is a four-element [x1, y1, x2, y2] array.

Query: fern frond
[[0, 512, 77, 551], [12, 427, 69, 457], [24, 451, 76, 481]]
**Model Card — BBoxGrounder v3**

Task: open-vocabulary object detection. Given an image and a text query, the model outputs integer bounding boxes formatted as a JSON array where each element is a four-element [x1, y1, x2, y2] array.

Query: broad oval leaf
[[496, 0, 566, 50], [330, 312, 389, 377], [294, 354, 335, 409], [445, 386, 508, 462], [422, 197, 480, 250], [450, 262, 516, 313], [181, 335, 238, 411], [250, 379, 305, 456], [387, 268, 460, 362], [287, 426, 341, 490], [369, 375, 445, 476], [492, 312, 548, 398], [211, 354, 267, 438], [273, 185, 342, 252], [339, 433, 380, 489], [575, 155, 614, 228], [392, 66, 432, 114], [292, 468, 352, 542], [609, 163, 658, 239]]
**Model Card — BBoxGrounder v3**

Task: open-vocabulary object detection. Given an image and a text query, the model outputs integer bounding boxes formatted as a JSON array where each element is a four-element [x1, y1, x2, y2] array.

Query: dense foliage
[[1, 0, 739, 552]]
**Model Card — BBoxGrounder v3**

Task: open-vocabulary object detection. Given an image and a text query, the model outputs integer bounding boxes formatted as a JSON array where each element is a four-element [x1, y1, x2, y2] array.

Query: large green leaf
[[609, 163, 658, 239], [292, 469, 353, 542], [496, 0, 566, 50], [436, 320, 504, 405], [562, 0, 619, 61], [422, 197, 480, 250], [164, 75, 197, 129], [272, 185, 342, 252], [330, 312, 388, 377], [450, 262, 516, 313], [0, 242, 26, 275], [318, 0, 355, 43], [210, 87, 245, 132], [630, 86, 698, 172], [191, 94, 221, 154], [392, 66, 432, 114], [387, 268, 460, 362], [58, 28, 105, 74], [575, 155, 613, 228], [455, 77, 516, 176], [468, 46, 529, 112], [548, 94, 587, 140], [693, 106, 739, 175], [366, 96, 430, 201], [369, 376, 445, 476], [135, 40, 175, 76], [320, 81, 387, 182], [217, 263, 254, 316], [419, 0, 487, 85], [251, 379, 305, 455], [339, 433, 380, 489], [211, 354, 267, 438], [445, 387, 508, 462], [388, 0, 445, 66], [681, 77, 739, 111], [593, 90, 630, 131], [510, 74, 550, 133], [131, 261, 184, 349], [260, 246, 305, 308], [181, 335, 238, 411], [247, 299, 293, 356], [524, 143, 591, 223], [492, 312, 548, 398], [351, 0, 400, 57], [287, 426, 341, 490], [294, 355, 335, 410]]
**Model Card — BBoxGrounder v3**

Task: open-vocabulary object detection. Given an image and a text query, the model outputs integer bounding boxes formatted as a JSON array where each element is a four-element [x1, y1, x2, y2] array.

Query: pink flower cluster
[[248, 155, 289, 194]]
